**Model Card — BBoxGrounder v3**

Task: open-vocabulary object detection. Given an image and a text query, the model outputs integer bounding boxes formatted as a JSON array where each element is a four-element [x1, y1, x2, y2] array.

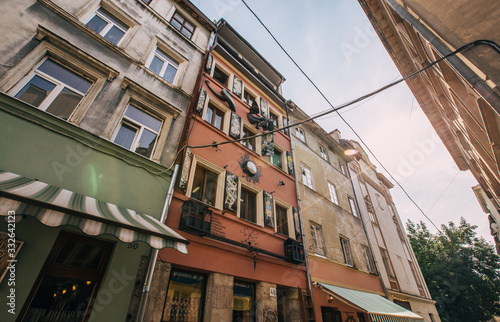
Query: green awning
[[317, 283, 424, 322], [0, 170, 188, 253]]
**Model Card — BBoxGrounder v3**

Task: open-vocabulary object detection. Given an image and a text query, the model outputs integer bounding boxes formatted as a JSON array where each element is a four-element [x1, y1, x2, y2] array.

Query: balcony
[[284, 238, 305, 263], [179, 200, 212, 236]]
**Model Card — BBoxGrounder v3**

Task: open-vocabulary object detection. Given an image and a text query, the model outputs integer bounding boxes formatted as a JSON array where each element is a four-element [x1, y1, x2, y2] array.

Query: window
[[366, 201, 377, 224], [348, 197, 358, 218], [233, 282, 255, 321], [241, 126, 256, 152], [85, 7, 129, 45], [310, 222, 325, 256], [113, 104, 162, 158], [380, 248, 396, 278], [240, 186, 257, 223], [170, 11, 195, 39], [409, 261, 423, 287], [20, 232, 113, 321], [147, 48, 179, 83], [362, 245, 376, 273], [204, 102, 225, 130], [163, 270, 206, 321], [319, 145, 328, 160], [242, 90, 257, 107], [141, 0, 152, 4], [394, 218, 405, 240], [212, 65, 229, 87], [301, 164, 313, 189], [340, 236, 354, 267], [269, 111, 279, 129], [191, 165, 218, 206], [271, 148, 283, 169], [339, 162, 347, 176], [429, 313, 435, 322], [327, 181, 338, 205], [13, 58, 92, 120], [296, 127, 305, 141], [276, 204, 289, 236]]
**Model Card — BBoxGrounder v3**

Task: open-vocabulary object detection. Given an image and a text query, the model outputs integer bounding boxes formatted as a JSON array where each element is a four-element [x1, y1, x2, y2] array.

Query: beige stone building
[[357, 0, 500, 251]]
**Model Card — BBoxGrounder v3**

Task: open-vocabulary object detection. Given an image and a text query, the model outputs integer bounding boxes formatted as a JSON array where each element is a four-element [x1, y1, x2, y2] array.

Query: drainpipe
[[136, 164, 180, 322], [382, 0, 500, 114], [346, 163, 390, 299], [286, 101, 316, 316]]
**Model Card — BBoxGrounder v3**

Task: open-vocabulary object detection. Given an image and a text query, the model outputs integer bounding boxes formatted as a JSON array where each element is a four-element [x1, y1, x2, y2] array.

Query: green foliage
[[406, 217, 500, 322]]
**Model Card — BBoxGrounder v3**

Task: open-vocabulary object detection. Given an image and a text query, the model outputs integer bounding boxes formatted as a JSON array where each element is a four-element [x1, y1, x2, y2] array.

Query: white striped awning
[[317, 283, 424, 322], [0, 170, 188, 253]]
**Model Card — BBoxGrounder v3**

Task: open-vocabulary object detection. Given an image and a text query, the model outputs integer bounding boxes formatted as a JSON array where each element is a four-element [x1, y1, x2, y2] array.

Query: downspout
[[383, 0, 500, 114], [136, 164, 180, 322], [286, 101, 316, 317], [346, 163, 390, 299]]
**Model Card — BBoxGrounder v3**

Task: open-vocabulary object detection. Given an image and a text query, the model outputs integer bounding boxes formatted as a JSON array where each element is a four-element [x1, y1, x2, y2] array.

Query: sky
[[194, 0, 493, 242]]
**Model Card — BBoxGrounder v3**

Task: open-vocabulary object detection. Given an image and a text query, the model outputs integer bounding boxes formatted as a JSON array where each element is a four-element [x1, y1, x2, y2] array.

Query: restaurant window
[[112, 104, 162, 158], [240, 186, 257, 224], [191, 165, 218, 206], [20, 232, 113, 321], [233, 281, 255, 322], [163, 270, 206, 322], [276, 204, 289, 236], [170, 11, 195, 39], [85, 7, 129, 45], [310, 221, 325, 256], [340, 236, 354, 267], [212, 64, 230, 87], [13, 58, 92, 120]]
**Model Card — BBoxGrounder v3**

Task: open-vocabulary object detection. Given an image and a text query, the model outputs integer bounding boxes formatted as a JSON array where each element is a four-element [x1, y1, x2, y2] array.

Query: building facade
[[357, 0, 500, 251], [0, 0, 213, 321], [147, 19, 308, 322]]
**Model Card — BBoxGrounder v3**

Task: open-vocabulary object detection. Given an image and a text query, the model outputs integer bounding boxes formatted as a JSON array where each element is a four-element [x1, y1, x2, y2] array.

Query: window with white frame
[[13, 58, 92, 120], [366, 201, 377, 224], [301, 164, 313, 189], [362, 245, 376, 273], [327, 181, 338, 205], [348, 197, 358, 218], [296, 127, 305, 142], [112, 104, 162, 158], [147, 48, 179, 83], [340, 236, 354, 267], [319, 145, 328, 161], [310, 222, 325, 256], [85, 7, 129, 45], [170, 11, 195, 39]]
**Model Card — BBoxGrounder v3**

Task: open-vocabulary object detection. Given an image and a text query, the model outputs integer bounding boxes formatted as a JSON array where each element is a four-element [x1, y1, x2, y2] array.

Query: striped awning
[[317, 283, 424, 322], [0, 170, 188, 253]]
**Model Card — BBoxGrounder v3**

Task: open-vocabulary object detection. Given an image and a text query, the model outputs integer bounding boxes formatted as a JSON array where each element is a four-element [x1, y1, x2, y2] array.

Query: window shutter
[[232, 76, 242, 97], [282, 115, 289, 135], [205, 53, 213, 73], [263, 191, 274, 228], [196, 88, 207, 115], [261, 133, 274, 156], [286, 151, 294, 176], [260, 98, 268, 118], [229, 112, 242, 139], [179, 148, 193, 191], [224, 171, 238, 212], [293, 207, 301, 240]]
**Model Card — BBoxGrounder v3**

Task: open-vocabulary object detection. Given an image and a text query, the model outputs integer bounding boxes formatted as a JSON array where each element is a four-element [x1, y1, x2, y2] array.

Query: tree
[[406, 217, 500, 322]]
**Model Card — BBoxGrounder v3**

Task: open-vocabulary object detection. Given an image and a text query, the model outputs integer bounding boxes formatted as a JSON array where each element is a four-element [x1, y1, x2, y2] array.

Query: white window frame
[[348, 197, 359, 218], [83, 7, 130, 46], [327, 181, 339, 205], [186, 156, 225, 210], [111, 104, 162, 158], [301, 164, 314, 189], [296, 127, 306, 142], [362, 245, 376, 273], [238, 180, 263, 226], [274, 198, 294, 238], [9, 58, 92, 120], [310, 221, 326, 256], [340, 236, 354, 267], [319, 145, 329, 161], [202, 96, 232, 134], [146, 48, 180, 84]]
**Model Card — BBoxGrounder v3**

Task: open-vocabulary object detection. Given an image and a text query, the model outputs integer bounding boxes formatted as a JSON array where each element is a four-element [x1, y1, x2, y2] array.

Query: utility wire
[[238, 0, 491, 232]]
